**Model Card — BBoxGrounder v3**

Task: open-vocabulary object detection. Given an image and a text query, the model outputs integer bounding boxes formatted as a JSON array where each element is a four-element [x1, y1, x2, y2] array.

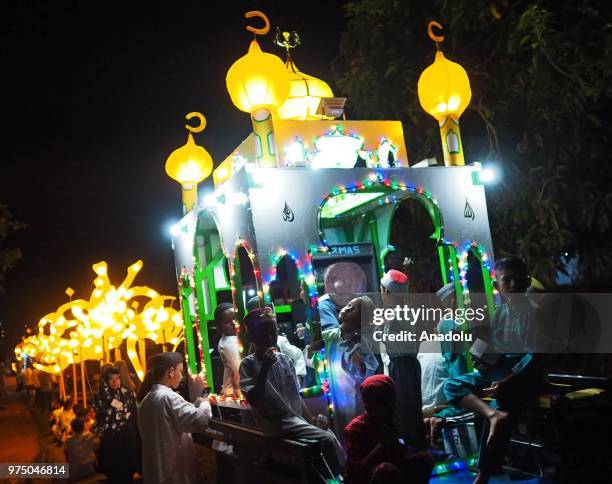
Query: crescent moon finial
[[185, 112, 206, 133], [427, 21, 445, 43], [245, 11, 270, 36]]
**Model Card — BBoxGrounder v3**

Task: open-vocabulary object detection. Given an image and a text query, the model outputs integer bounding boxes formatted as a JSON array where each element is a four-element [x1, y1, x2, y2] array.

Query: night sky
[[0, 1, 345, 343]]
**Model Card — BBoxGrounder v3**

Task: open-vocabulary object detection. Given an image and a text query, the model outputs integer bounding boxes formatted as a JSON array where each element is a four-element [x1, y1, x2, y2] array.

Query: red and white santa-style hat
[[380, 269, 409, 293]]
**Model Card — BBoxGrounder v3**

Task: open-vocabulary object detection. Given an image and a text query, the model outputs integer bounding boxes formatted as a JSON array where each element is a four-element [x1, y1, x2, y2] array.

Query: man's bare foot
[[487, 409, 510, 445], [473, 471, 490, 484]]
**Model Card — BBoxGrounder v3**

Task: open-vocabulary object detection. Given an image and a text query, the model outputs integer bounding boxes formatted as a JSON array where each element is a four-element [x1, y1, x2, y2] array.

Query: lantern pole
[[252, 109, 278, 168], [439, 117, 465, 166], [72, 360, 78, 403], [58, 371, 66, 401], [79, 346, 87, 407]]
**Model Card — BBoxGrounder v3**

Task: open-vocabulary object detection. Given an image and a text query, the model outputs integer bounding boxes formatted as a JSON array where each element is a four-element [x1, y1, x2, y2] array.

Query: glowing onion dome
[[165, 112, 213, 212], [226, 12, 290, 114], [418, 50, 471, 121], [165, 130, 213, 185], [417, 22, 471, 122], [277, 58, 334, 120]]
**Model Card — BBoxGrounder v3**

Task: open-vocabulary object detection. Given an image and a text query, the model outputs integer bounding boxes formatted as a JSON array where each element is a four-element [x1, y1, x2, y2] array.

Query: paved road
[[0, 376, 44, 482]]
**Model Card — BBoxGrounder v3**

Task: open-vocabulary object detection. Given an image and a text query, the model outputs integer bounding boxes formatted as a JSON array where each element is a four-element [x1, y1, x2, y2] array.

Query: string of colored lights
[[178, 267, 208, 383], [266, 249, 318, 306], [226, 238, 264, 357], [457, 241, 497, 315]]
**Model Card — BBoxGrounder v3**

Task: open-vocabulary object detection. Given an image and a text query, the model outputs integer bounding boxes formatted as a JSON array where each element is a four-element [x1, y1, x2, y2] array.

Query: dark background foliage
[[333, 0, 612, 286]]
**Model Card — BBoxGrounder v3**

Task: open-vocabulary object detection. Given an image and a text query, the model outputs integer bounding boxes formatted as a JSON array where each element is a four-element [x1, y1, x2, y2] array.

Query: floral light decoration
[[15, 260, 184, 381]]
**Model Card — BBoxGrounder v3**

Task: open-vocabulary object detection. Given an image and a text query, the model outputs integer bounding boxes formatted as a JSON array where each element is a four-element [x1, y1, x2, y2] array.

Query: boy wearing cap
[[380, 269, 427, 450], [344, 374, 434, 484], [239, 307, 342, 477]]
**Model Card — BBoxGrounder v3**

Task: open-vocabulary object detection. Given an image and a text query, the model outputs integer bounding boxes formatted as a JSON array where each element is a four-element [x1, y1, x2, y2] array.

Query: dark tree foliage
[[333, 0, 612, 286], [0, 204, 25, 292]]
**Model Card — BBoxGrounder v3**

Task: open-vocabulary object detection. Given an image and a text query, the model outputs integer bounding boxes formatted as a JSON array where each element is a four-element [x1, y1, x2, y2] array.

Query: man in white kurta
[[138, 384, 212, 484]]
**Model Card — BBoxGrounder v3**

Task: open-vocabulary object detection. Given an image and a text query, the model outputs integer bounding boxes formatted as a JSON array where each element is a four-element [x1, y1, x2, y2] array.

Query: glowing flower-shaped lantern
[[226, 11, 290, 167], [15, 260, 185, 383], [274, 30, 334, 120], [165, 112, 213, 213], [418, 21, 471, 166]]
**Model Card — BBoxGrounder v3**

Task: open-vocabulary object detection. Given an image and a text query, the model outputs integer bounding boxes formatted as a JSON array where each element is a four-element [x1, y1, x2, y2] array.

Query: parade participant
[[215, 303, 242, 396], [240, 307, 342, 478], [245, 297, 307, 380], [94, 366, 139, 482], [116, 359, 136, 393], [307, 296, 379, 446], [444, 256, 545, 484], [65, 418, 97, 481], [380, 269, 427, 449], [418, 283, 469, 442], [22, 365, 36, 402], [277, 329, 307, 381], [318, 262, 368, 331], [37, 369, 53, 413], [344, 375, 434, 484], [98, 362, 114, 392], [138, 352, 212, 484]]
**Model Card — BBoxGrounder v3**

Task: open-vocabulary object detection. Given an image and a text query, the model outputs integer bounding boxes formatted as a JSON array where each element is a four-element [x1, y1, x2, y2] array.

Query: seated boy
[[443, 256, 545, 484], [344, 375, 434, 484], [65, 418, 98, 481], [239, 307, 342, 478], [246, 297, 307, 381]]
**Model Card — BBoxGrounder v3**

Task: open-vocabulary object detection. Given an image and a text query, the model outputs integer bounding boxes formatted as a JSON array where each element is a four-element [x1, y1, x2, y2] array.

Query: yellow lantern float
[[165, 112, 213, 213], [226, 11, 290, 167], [418, 21, 472, 166]]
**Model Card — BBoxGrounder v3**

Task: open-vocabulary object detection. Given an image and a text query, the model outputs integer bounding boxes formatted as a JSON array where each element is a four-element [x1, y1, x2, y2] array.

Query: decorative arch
[[457, 242, 497, 317], [316, 172, 453, 288], [265, 249, 318, 307], [230, 238, 263, 355]]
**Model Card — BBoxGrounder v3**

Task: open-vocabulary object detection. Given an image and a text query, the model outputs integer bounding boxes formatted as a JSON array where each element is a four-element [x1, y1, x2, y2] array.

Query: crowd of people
[[14, 254, 542, 484], [20, 353, 211, 483], [212, 255, 543, 484]]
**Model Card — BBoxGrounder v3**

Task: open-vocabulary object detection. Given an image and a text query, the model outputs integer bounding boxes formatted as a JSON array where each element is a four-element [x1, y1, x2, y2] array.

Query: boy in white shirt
[[215, 303, 242, 397]]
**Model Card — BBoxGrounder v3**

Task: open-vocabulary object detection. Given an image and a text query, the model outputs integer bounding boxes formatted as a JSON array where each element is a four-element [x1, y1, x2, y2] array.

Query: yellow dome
[[165, 133, 213, 185], [226, 39, 291, 114], [417, 51, 471, 121], [277, 59, 334, 120]]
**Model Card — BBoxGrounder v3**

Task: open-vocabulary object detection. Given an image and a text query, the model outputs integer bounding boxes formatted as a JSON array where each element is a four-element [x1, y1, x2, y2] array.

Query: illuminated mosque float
[[166, 12, 496, 394]]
